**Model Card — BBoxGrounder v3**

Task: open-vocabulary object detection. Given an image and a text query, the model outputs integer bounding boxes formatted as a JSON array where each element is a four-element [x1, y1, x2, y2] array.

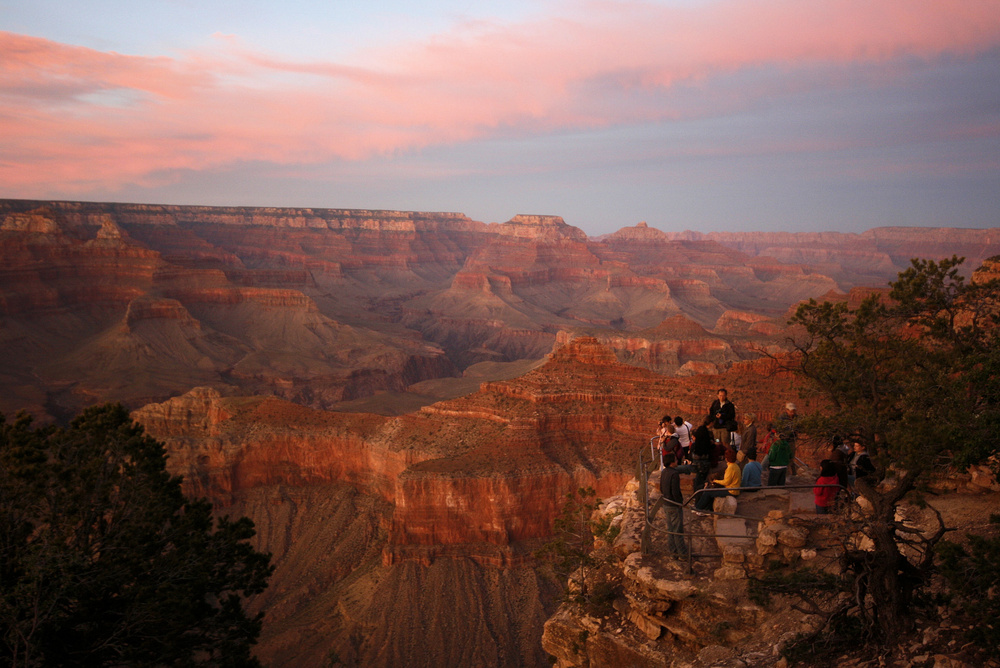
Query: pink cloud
[[2, 0, 999, 196]]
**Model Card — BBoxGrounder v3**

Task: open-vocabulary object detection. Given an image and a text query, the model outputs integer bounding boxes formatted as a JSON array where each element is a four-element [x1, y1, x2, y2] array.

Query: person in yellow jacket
[[694, 448, 740, 513]]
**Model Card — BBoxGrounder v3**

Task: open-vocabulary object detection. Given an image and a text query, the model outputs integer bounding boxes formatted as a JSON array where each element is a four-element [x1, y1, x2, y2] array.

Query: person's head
[[745, 413, 755, 425], [853, 441, 866, 452], [725, 448, 737, 463], [785, 402, 796, 416], [746, 450, 757, 461], [663, 452, 676, 466], [674, 416, 684, 427], [766, 422, 775, 432], [820, 460, 838, 477], [718, 388, 728, 401], [659, 415, 671, 427], [666, 423, 676, 434]]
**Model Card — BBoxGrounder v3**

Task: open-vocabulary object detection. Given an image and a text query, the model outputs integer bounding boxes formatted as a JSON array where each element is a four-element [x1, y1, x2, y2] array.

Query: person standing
[[673, 415, 694, 462], [690, 421, 715, 493], [658, 452, 688, 559], [653, 415, 672, 468], [767, 435, 792, 486], [738, 413, 758, 469], [848, 440, 876, 488], [776, 402, 798, 474], [707, 388, 737, 449]]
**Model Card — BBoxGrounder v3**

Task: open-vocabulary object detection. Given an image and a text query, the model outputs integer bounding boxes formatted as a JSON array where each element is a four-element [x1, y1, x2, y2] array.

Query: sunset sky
[[3, 0, 999, 236]]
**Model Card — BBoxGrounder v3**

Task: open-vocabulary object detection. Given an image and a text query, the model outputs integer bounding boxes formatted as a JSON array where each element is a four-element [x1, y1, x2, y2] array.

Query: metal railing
[[636, 442, 844, 573]]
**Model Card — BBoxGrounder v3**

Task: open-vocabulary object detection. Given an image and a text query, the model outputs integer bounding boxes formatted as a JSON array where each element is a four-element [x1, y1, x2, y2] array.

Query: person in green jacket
[[767, 437, 792, 486]]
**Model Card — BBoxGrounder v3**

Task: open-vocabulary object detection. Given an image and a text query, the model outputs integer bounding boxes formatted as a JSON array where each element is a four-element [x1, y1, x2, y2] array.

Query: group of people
[[812, 438, 876, 513], [655, 390, 799, 492], [655, 389, 884, 559], [654, 389, 801, 558]]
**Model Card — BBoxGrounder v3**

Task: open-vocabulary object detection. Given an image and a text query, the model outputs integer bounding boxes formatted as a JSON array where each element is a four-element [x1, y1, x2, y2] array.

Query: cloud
[[1, 0, 1000, 196]]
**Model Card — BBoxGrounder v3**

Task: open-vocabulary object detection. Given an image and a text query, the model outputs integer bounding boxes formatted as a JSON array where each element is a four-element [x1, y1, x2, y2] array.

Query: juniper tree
[[785, 256, 1000, 642], [0, 404, 273, 667]]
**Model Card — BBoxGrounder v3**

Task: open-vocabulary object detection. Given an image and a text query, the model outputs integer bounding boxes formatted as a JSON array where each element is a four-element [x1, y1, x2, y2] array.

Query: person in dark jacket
[[658, 452, 688, 558], [691, 421, 715, 492], [848, 440, 876, 488], [707, 388, 737, 449]]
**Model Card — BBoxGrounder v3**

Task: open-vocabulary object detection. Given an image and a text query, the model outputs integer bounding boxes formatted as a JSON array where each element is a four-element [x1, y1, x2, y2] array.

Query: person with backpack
[[673, 415, 694, 463], [660, 427, 683, 470]]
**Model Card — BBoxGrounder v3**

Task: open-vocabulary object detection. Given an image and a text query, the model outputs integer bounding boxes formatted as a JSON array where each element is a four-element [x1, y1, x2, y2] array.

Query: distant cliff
[[3, 199, 997, 423]]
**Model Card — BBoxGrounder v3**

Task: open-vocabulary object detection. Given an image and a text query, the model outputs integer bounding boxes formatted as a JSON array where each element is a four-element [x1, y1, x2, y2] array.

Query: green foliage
[[535, 487, 624, 614], [590, 508, 622, 545], [534, 487, 602, 581], [936, 533, 1000, 650], [0, 404, 274, 667]]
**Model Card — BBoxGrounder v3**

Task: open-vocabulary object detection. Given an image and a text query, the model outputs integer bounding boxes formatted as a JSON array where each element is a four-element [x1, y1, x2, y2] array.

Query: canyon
[[4, 200, 997, 424], [2, 199, 999, 666], [132, 337, 811, 666]]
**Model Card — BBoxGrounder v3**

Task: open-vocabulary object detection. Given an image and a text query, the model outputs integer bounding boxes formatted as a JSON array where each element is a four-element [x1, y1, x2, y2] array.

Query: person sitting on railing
[[738, 450, 762, 490], [658, 452, 689, 559], [693, 448, 740, 513]]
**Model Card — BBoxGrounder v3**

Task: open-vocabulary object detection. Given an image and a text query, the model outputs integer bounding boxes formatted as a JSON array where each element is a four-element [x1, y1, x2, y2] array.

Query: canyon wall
[[5, 200, 996, 423]]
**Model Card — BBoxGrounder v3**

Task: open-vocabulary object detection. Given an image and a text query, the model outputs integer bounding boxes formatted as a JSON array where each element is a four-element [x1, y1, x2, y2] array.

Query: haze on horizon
[[2, 0, 999, 237]]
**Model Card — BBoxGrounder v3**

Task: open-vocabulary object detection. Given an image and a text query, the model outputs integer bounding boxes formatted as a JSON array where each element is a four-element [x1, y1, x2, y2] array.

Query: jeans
[[665, 506, 687, 557], [695, 487, 732, 511], [692, 457, 711, 492], [768, 467, 787, 486]]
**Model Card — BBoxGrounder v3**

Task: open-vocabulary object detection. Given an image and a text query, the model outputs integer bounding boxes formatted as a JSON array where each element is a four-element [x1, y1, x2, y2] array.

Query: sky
[[2, 0, 999, 236]]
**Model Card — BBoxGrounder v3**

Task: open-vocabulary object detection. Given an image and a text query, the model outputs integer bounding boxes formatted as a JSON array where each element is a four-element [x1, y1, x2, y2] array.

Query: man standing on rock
[[658, 452, 688, 559], [707, 388, 736, 449]]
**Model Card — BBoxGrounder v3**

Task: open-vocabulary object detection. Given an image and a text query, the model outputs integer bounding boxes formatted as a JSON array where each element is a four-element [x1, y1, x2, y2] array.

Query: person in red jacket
[[814, 460, 841, 514]]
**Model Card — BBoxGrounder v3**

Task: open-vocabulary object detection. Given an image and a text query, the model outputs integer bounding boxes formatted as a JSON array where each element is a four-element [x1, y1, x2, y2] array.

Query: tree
[[786, 256, 1000, 642], [535, 487, 602, 584], [0, 404, 274, 667]]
